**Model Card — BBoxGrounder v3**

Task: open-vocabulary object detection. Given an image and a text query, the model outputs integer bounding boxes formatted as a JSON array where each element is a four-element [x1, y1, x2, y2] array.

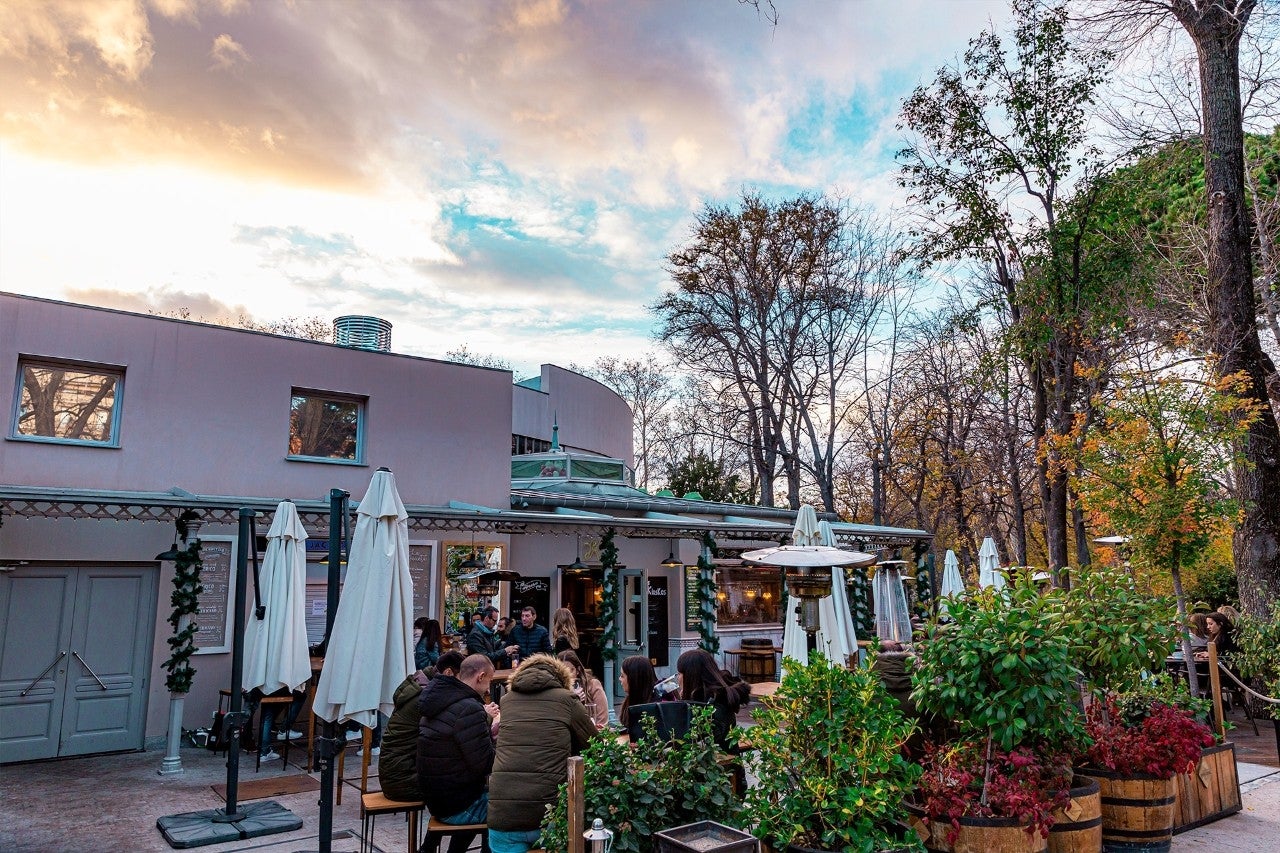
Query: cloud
[[209, 32, 248, 70], [64, 285, 251, 323]]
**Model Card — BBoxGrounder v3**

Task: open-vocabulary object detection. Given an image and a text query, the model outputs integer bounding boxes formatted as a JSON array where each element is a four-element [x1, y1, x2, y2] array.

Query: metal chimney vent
[[333, 315, 392, 352]]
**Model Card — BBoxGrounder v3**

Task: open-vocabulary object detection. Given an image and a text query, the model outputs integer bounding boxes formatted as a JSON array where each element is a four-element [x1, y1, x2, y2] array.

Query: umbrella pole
[[314, 489, 349, 853]]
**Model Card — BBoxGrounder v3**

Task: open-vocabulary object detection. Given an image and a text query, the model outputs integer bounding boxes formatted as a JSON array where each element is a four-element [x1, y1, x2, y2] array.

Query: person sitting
[[487, 655, 599, 853], [252, 687, 306, 763], [467, 605, 520, 669], [551, 607, 580, 654], [558, 650, 609, 729], [417, 654, 498, 853], [675, 648, 750, 752], [508, 606, 552, 660], [1197, 611, 1239, 658], [379, 652, 465, 803], [1188, 612, 1210, 650], [414, 617, 442, 671], [618, 654, 678, 730]]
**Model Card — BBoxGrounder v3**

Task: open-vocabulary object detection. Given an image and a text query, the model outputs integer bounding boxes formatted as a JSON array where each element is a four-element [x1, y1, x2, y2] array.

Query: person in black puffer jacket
[[417, 654, 498, 853]]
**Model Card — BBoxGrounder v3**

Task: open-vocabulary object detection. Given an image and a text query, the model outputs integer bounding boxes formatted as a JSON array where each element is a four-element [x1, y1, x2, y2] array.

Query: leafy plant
[[746, 653, 923, 852], [599, 528, 619, 662], [917, 739, 1073, 844], [1083, 693, 1213, 779], [1236, 601, 1280, 717], [696, 532, 720, 653], [537, 709, 738, 853], [1184, 563, 1240, 612], [163, 517, 204, 695]]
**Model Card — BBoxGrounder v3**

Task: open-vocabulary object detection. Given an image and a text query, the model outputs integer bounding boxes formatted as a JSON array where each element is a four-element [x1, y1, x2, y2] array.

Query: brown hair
[[551, 607, 580, 650]]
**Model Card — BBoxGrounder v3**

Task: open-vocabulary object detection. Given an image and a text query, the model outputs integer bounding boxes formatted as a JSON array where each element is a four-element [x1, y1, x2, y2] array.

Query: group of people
[[375, 605, 752, 853], [1189, 605, 1240, 659]]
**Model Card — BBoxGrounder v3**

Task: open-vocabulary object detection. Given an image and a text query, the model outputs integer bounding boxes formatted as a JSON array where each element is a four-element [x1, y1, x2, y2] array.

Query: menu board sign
[[647, 577, 670, 667], [408, 542, 436, 621], [685, 565, 701, 631], [509, 577, 551, 625], [193, 535, 236, 655]]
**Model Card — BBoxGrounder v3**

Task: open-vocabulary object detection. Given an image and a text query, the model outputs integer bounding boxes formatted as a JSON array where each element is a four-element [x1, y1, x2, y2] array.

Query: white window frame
[[9, 356, 125, 448]]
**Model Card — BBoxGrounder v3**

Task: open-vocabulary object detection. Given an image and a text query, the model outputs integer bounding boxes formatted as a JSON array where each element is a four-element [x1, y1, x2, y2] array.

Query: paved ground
[[1, 740, 1276, 852]]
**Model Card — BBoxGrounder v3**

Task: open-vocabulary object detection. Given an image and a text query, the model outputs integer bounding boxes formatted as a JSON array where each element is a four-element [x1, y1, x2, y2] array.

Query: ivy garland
[[163, 538, 204, 694], [847, 562, 875, 640], [696, 532, 719, 653], [598, 527, 619, 662]]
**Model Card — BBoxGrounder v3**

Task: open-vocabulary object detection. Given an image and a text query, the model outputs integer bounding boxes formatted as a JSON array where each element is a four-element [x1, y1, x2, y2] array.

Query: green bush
[[745, 653, 923, 852], [1237, 601, 1280, 718], [537, 709, 740, 853], [1184, 563, 1239, 611]]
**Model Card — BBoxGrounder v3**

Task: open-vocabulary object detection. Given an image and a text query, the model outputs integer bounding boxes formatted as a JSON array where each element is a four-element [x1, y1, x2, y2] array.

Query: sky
[[0, 0, 1010, 379]]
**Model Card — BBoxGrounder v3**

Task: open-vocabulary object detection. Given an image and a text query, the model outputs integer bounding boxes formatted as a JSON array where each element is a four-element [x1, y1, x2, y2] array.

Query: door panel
[[0, 569, 76, 763], [59, 568, 156, 757]]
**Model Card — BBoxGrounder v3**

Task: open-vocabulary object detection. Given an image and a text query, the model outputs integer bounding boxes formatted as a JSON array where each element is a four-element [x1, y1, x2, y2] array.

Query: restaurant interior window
[[12, 358, 123, 446], [714, 567, 782, 626], [288, 389, 364, 462]]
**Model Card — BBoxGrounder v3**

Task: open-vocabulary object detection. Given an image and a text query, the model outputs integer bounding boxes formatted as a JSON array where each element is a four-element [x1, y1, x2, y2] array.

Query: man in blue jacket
[[507, 606, 552, 660]]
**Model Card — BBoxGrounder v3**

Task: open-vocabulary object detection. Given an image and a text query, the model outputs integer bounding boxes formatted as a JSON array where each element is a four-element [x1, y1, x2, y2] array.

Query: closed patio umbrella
[[871, 560, 913, 644], [978, 537, 1005, 590], [242, 500, 312, 697], [780, 503, 824, 670], [940, 549, 965, 598], [814, 520, 859, 667], [312, 468, 414, 728]]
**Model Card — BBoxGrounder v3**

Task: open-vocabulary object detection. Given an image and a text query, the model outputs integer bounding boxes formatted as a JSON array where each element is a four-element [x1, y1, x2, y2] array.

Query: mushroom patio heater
[[741, 544, 876, 654]]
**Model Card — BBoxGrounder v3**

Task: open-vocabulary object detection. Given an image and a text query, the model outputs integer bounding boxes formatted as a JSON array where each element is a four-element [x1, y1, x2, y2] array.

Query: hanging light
[[476, 577, 500, 597], [566, 533, 588, 571], [460, 531, 486, 570], [660, 538, 682, 568]]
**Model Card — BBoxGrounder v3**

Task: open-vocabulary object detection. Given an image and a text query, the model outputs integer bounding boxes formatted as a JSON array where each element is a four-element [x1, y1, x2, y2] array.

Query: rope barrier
[[1214, 661, 1280, 706]]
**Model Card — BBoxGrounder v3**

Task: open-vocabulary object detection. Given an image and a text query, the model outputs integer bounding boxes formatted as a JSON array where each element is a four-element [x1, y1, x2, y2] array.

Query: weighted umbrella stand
[[157, 507, 302, 848]]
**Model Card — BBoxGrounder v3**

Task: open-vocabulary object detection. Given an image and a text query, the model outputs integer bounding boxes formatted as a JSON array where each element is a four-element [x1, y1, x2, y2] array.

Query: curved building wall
[[512, 364, 633, 464]]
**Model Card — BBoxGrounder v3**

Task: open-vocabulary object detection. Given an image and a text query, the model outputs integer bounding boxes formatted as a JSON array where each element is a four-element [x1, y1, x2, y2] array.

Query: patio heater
[[787, 567, 832, 653]]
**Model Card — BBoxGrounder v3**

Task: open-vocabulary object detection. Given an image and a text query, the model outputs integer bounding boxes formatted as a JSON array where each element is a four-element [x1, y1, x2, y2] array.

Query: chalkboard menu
[[193, 536, 235, 654], [408, 543, 435, 621], [509, 576, 551, 624], [685, 565, 701, 631], [647, 577, 670, 667]]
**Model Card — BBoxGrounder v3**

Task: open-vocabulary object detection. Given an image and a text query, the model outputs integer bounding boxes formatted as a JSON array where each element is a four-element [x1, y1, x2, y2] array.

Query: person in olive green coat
[[378, 651, 464, 802], [486, 654, 599, 852]]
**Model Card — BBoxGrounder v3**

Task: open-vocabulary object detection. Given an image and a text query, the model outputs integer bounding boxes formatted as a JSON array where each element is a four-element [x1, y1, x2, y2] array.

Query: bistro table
[[490, 669, 512, 703]]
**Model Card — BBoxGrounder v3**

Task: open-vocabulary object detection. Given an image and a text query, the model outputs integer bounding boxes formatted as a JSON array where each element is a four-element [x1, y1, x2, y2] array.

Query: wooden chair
[[335, 724, 372, 806], [361, 791, 424, 853], [421, 818, 488, 853]]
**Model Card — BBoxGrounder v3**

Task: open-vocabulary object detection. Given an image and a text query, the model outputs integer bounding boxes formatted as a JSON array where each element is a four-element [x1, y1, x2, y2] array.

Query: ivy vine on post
[[598, 527, 619, 662], [697, 532, 719, 653], [163, 529, 204, 695]]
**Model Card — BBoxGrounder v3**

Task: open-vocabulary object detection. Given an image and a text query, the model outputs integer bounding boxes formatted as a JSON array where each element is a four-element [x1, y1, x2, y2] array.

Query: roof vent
[[333, 315, 392, 352]]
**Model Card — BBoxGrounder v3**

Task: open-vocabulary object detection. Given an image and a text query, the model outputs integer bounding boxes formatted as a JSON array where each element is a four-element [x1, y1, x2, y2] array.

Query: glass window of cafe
[[714, 567, 782, 626]]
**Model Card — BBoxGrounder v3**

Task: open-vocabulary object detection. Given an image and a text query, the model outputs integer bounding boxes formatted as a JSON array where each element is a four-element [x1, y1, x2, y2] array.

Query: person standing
[[487, 655, 598, 853], [551, 607, 579, 654], [417, 654, 499, 853], [508, 606, 552, 660], [467, 605, 520, 668]]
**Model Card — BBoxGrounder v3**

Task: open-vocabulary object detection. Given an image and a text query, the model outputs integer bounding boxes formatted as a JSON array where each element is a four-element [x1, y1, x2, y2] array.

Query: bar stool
[[216, 689, 293, 771]]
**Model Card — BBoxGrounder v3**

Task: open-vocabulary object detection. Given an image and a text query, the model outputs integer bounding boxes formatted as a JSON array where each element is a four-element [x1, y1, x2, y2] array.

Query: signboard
[[647, 577, 670, 667], [193, 535, 236, 655], [408, 542, 436, 621], [685, 565, 701, 631], [508, 576, 551, 625]]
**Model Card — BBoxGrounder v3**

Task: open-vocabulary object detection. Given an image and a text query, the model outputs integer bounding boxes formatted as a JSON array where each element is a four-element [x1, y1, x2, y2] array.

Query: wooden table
[[749, 680, 780, 699], [490, 669, 512, 702]]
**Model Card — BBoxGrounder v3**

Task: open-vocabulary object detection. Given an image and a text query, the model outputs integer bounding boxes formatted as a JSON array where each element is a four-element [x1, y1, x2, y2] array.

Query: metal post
[[315, 489, 349, 853], [215, 508, 255, 822]]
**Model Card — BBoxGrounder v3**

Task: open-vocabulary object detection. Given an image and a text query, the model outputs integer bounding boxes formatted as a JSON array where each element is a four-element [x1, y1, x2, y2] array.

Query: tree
[[444, 344, 512, 371], [899, 0, 1127, 582], [1078, 0, 1280, 619], [576, 354, 679, 491], [664, 452, 753, 504]]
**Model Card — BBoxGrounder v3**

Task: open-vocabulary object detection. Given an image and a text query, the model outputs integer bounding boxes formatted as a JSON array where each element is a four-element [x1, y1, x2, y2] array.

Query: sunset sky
[[0, 0, 1009, 377]]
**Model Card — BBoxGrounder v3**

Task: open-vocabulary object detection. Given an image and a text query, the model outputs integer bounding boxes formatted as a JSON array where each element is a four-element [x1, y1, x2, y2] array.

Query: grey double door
[[0, 563, 158, 763]]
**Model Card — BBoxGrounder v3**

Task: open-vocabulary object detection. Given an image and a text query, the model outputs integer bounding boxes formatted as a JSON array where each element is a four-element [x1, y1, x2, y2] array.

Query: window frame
[[286, 387, 367, 465], [9, 356, 125, 448]]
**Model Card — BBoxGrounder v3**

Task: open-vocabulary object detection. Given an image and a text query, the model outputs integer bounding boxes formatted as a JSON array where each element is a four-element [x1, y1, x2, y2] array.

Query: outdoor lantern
[[660, 538, 683, 567], [785, 567, 833, 635], [584, 817, 614, 853], [460, 531, 486, 570], [475, 578, 500, 598], [566, 533, 589, 572]]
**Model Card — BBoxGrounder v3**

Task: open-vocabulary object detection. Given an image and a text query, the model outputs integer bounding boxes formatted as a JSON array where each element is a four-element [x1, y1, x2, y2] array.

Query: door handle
[[72, 651, 109, 690], [19, 650, 67, 696]]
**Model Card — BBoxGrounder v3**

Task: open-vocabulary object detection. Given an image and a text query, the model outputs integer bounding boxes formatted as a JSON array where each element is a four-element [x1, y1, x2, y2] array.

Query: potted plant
[[744, 652, 923, 853], [909, 581, 1086, 852]]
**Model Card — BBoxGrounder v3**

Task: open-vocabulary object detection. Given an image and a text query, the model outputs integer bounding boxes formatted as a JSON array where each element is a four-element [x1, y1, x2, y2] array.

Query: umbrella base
[[157, 800, 302, 848]]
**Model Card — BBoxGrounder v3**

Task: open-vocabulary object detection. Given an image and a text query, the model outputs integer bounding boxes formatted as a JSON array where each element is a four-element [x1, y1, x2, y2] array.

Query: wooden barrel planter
[[1172, 742, 1242, 833], [1078, 768, 1175, 853], [906, 803, 1047, 853], [1048, 775, 1101, 853]]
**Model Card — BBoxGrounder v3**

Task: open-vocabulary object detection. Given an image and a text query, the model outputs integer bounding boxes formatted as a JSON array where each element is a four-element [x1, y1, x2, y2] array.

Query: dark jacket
[[380, 671, 431, 802], [872, 651, 918, 718], [487, 655, 598, 832], [508, 622, 551, 659], [466, 623, 511, 667], [414, 636, 440, 671], [415, 674, 495, 818]]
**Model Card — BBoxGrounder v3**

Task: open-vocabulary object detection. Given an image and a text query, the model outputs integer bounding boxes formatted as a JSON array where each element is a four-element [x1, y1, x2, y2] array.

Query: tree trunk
[[1184, 4, 1280, 619]]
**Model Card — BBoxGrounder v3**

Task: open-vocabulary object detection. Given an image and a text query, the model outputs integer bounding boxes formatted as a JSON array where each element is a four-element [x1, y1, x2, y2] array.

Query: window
[[11, 359, 123, 446], [288, 390, 364, 462], [714, 567, 783, 626]]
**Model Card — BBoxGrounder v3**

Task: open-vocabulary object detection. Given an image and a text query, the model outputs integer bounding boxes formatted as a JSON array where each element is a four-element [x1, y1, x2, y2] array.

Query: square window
[[288, 390, 364, 462], [12, 359, 123, 446]]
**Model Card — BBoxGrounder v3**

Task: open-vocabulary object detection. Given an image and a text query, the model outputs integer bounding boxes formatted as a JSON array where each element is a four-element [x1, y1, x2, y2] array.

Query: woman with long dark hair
[[558, 650, 608, 729], [676, 648, 750, 750], [414, 617, 442, 671], [551, 607, 579, 654], [618, 654, 665, 727]]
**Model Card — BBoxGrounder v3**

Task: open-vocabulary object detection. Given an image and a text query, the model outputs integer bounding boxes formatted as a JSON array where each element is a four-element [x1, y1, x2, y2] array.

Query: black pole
[[217, 507, 255, 822], [315, 488, 348, 853]]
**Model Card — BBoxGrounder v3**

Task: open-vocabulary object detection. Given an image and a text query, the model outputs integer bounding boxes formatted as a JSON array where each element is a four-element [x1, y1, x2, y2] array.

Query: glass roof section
[[511, 450, 636, 489]]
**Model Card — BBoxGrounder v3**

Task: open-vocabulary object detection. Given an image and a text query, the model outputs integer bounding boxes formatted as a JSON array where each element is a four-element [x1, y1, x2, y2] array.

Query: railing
[[1204, 641, 1279, 756]]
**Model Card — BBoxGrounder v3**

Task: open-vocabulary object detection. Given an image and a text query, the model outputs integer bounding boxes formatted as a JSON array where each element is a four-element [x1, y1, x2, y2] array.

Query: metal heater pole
[[218, 507, 255, 821], [315, 489, 348, 853]]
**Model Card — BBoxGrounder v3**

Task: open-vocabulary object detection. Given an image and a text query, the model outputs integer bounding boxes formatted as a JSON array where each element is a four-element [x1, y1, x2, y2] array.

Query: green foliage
[[1116, 672, 1211, 726], [664, 452, 753, 504], [1236, 600, 1280, 713], [697, 532, 720, 653], [163, 538, 203, 695], [1184, 563, 1240, 611], [537, 710, 739, 853], [746, 654, 923, 852], [911, 582, 1085, 752], [1050, 566, 1179, 694], [847, 565, 875, 638], [599, 528, 620, 663]]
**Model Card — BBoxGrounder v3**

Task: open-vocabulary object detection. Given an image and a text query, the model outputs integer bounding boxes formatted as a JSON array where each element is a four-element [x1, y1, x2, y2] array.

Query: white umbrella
[[940, 549, 965, 598], [978, 537, 1006, 590], [814, 521, 859, 668], [871, 560, 914, 644], [242, 500, 312, 696], [312, 469, 414, 728], [792, 504, 821, 546]]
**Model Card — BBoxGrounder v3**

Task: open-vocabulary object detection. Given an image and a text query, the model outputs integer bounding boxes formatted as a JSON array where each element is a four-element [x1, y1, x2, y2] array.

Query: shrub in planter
[[1236, 600, 1280, 717], [537, 708, 739, 853], [745, 653, 923, 853], [1082, 691, 1213, 780]]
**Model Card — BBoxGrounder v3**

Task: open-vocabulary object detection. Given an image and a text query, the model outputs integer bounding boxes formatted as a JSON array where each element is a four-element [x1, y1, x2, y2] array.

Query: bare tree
[[576, 353, 680, 490]]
